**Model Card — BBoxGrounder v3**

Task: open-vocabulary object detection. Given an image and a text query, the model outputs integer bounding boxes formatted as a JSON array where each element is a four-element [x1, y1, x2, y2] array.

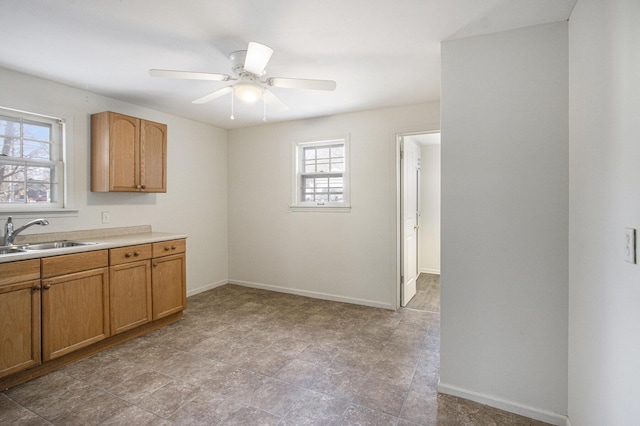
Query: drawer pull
[[134, 251, 141, 256], [43, 284, 51, 290], [125, 252, 133, 258], [164, 246, 170, 251], [171, 245, 177, 250]]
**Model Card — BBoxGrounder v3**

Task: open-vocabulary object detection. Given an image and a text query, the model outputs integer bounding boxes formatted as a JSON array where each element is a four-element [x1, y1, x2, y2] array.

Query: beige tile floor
[[405, 274, 441, 313], [1, 281, 550, 425]]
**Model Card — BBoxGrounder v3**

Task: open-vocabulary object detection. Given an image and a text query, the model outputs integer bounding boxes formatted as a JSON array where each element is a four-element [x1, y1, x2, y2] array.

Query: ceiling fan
[[150, 42, 336, 119]]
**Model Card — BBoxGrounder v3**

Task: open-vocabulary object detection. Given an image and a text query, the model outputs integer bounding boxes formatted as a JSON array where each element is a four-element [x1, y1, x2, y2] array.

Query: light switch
[[625, 228, 636, 263]]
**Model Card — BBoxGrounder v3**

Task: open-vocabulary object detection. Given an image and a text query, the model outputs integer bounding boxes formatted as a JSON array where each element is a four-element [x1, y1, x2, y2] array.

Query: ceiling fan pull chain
[[263, 97, 267, 122], [230, 87, 235, 120]]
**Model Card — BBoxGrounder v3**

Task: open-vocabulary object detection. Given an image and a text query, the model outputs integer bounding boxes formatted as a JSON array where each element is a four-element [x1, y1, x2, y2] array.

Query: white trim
[[228, 279, 394, 310], [0, 209, 78, 220], [186, 279, 228, 297], [289, 205, 351, 213], [437, 382, 569, 426], [419, 268, 440, 275]]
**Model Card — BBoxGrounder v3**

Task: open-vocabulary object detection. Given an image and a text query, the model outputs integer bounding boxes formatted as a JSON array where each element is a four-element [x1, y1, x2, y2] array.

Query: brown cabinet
[[151, 239, 187, 320], [91, 111, 167, 193], [109, 244, 152, 335], [0, 236, 186, 389], [41, 251, 110, 361], [0, 260, 41, 378]]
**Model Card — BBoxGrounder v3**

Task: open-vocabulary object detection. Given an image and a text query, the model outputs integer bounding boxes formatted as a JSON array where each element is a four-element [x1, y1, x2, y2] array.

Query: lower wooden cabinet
[[0, 260, 41, 379], [109, 244, 153, 335], [41, 251, 110, 362], [0, 237, 186, 387], [152, 240, 186, 320]]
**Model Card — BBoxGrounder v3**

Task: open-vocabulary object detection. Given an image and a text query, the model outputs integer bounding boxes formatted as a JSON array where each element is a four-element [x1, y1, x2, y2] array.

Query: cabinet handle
[[153, 262, 158, 267], [125, 252, 133, 258], [141, 185, 146, 189], [32, 286, 41, 292], [134, 251, 141, 256], [43, 284, 51, 290], [164, 246, 170, 251], [171, 245, 177, 250], [136, 184, 141, 189]]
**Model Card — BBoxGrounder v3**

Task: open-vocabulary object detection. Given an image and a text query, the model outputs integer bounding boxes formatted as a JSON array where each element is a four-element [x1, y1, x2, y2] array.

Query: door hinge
[[400, 150, 404, 159], [400, 275, 404, 284]]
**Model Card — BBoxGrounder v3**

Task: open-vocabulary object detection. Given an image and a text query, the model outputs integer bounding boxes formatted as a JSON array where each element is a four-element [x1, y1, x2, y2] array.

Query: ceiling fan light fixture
[[234, 82, 263, 103]]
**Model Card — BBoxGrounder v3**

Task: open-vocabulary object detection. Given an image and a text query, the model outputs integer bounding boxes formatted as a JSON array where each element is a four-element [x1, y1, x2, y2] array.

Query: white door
[[401, 137, 420, 307]]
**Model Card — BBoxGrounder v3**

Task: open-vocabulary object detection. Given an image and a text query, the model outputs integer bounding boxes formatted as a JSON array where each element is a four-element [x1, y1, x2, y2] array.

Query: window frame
[[0, 107, 66, 212], [291, 136, 351, 212]]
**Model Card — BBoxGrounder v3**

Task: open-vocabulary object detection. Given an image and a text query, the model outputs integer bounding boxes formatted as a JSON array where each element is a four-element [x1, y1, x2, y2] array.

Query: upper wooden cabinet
[[91, 111, 167, 193]]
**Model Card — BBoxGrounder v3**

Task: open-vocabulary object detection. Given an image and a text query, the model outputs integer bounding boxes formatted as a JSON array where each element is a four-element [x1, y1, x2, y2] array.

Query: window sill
[[289, 205, 351, 213], [0, 209, 79, 219]]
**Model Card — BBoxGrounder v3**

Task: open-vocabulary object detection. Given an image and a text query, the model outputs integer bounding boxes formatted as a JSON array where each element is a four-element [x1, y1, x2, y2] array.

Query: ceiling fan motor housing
[[229, 50, 259, 77]]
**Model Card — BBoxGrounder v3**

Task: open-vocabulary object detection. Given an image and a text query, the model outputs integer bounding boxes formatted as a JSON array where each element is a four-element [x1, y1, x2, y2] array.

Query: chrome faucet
[[2, 216, 49, 246]]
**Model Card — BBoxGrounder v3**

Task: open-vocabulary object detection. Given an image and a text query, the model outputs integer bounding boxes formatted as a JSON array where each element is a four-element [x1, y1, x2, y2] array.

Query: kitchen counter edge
[[0, 232, 188, 263]]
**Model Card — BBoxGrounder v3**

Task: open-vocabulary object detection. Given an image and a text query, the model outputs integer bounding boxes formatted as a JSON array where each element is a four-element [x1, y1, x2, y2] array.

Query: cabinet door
[[110, 260, 152, 335], [41, 268, 110, 362], [109, 113, 140, 191], [152, 253, 186, 320], [0, 280, 41, 378], [140, 119, 167, 193]]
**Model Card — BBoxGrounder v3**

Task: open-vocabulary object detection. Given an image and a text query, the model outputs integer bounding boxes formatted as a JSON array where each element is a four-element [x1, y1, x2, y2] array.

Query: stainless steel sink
[[24, 241, 97, 250], [0, 246, 26, 255]]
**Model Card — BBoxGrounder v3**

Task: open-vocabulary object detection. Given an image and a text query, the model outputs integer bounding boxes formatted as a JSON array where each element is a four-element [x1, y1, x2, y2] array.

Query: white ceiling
[[0, 0, 575, 129]]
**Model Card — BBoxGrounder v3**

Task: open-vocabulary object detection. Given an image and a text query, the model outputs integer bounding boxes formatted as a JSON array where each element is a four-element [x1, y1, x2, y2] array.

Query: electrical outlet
[[101, 211, 110, 224], [624, 228, 636, 263]]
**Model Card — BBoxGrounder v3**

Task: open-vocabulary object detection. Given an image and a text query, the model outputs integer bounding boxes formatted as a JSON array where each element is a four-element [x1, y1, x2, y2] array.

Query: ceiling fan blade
[[192, 86, 232, 104], [150, 69, 230, 81], [243, 42, 274, 75], [266, 77, 336, 91], [263, 89, 289, 112]]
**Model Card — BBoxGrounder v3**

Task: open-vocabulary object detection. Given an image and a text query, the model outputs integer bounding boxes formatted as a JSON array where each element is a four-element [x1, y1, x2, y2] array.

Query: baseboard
[[186, 279, 228, 297], [437, 382, 569, 426], [420, 268, 440, 275], [228, 279, 395, 310]]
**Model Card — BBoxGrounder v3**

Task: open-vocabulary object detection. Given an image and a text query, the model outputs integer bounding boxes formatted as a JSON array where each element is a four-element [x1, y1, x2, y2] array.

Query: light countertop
[[0, 227, 187, 263]]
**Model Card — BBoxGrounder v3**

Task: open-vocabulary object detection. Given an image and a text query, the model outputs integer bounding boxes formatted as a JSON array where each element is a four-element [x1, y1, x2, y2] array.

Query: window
[[0, 108, 65, 209], [293, 137, 350, 211]]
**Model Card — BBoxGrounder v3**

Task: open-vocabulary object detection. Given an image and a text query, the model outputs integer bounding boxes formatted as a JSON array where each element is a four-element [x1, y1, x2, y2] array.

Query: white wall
[[227, 103, 439, 309], [439, 22, 569, 424], [568, 0, 640, 424], [419, 143, 440, 274], [0, 68, 228, 295]]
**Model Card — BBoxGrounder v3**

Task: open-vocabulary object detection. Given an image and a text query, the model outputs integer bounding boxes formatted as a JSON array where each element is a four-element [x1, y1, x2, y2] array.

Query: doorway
[[398, 131, 441, 310]]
